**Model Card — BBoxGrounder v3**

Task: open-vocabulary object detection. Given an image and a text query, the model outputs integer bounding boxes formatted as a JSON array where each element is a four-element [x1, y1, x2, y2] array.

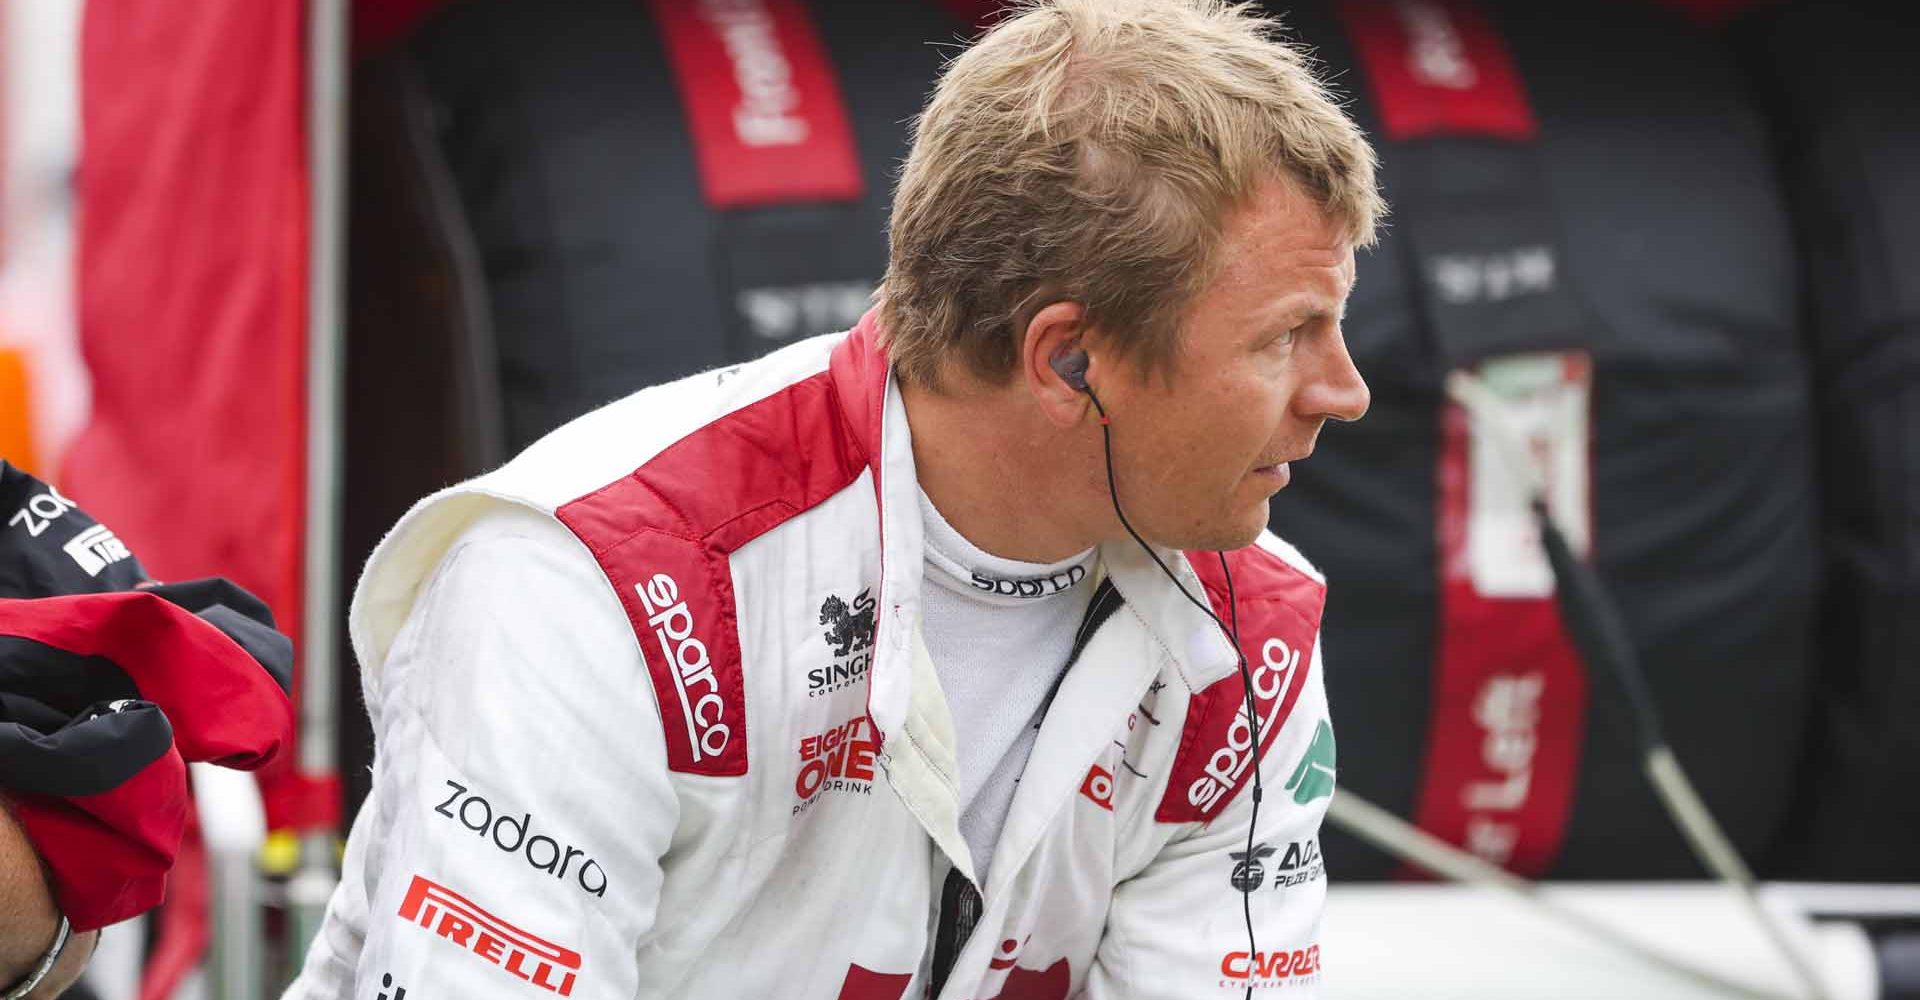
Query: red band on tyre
[[1337, 0, 1537, 141], [649, 0, 865, 208]]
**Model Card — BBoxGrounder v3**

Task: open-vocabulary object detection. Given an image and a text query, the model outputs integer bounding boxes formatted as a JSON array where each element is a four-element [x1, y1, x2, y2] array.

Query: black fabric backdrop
[[336, 0, 1920, 879]]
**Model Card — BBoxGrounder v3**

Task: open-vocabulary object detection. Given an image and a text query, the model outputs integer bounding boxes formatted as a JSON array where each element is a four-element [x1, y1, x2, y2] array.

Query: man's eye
[[1270, 326, 1302, 349]]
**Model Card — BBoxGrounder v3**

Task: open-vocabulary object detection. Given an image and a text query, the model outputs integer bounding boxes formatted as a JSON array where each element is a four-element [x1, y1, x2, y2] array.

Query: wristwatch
[[2, 916, 69, 1000]]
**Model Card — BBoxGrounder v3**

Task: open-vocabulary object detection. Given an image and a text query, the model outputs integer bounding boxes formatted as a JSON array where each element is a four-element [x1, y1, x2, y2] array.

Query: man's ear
[[1021, 300, 1096, 428]]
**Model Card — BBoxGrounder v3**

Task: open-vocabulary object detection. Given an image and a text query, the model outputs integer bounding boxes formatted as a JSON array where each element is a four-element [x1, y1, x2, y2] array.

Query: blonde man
[[289, 1, 1379, 998]]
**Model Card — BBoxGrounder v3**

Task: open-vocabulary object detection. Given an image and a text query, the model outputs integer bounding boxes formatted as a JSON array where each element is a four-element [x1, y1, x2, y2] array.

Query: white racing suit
[[286, 313, 1339, 1000]]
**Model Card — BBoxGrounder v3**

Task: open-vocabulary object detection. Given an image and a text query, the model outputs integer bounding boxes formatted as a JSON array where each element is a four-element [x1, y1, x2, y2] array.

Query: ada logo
[[373, 973, 409, 1000], [397, 874, 581, 996], [1229, 840, 1324, 893], [433, 779, 607, 897], [1271, 838, 1324, 889], [794, 713, 878, 815], [1284, 720, 1336, 805], [810, 588, 876, 697]]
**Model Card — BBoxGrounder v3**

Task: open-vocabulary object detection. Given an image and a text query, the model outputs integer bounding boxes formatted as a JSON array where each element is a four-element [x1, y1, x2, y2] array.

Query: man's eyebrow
[[1271, 293, 1341, 323], [1291, 302, 1344, 325]]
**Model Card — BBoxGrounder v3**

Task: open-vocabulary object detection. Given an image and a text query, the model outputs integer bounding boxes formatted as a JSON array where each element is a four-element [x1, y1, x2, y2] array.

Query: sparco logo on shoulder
[[636, 572, 730, 761], [810, 588, 875, 697], [1188, 637, 1300, 816]]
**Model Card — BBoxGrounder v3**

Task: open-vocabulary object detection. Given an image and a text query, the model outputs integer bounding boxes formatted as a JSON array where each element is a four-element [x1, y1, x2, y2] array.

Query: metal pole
[[290, 0, 350, 973], [196, 763, 268, 1000]]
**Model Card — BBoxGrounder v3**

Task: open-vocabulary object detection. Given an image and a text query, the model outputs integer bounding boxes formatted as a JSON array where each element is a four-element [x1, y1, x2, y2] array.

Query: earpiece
[[1050, 349, 1091, 393]]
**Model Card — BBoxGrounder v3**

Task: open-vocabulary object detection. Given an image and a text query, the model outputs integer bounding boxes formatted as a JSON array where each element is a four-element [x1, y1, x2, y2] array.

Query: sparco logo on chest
[[1188, 637, 1300, 816], [434, 780, 607, 897], [636, 572, 731, 761], [811, 588, 876, 696]]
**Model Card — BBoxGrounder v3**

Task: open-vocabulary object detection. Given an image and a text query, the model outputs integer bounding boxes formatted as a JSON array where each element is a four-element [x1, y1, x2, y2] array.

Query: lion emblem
[[819, 588, 877, 657]]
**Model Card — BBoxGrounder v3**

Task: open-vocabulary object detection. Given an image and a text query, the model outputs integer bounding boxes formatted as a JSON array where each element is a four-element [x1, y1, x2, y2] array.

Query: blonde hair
[[877, 0, 1383, 387]]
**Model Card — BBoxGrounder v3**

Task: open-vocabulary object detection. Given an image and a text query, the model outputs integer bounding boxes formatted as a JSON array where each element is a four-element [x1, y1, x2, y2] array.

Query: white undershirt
[[917, 487, 1098, 883]]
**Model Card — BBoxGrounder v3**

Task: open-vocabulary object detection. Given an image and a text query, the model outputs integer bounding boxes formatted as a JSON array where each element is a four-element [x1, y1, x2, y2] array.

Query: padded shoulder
[[550, 358, 872, 780], [1156, 534, 1327, 825]]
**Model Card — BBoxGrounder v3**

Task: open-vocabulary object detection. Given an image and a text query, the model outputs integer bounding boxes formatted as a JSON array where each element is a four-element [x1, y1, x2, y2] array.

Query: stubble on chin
[[1155, 498, 1271, 554]]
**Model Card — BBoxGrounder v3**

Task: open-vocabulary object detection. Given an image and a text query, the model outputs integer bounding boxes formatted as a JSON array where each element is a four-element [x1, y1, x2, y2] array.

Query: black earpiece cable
[[1085, 385, 1263, 1000]]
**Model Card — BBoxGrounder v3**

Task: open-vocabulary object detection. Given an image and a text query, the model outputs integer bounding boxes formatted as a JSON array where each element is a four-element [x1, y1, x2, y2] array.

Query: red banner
[[72, 0, 332, 833]]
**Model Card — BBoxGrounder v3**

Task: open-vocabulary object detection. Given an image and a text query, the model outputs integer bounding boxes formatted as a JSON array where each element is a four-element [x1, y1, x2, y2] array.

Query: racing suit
[[286, 312, 1338, 1000]]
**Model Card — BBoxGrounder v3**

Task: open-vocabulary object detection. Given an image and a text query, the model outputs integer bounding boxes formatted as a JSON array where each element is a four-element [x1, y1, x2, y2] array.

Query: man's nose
[[1298, 331, 1370, 423]]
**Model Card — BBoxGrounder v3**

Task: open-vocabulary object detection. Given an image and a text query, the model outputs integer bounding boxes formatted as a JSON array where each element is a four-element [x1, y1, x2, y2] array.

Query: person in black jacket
[[0, 804, 95, 999], [0, 462, 296, 998]]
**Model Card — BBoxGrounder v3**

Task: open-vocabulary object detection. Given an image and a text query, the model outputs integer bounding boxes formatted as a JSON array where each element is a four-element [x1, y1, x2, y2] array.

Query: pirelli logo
[[63, 523, 132, 576], [396, 875, 581, 996]]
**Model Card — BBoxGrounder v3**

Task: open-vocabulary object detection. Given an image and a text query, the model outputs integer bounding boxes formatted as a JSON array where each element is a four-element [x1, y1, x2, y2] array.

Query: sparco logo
[[969, 565, 1087, 599], [397, 874, 581, 996], [793, 714, 877, 815], [434, 780, 606, 897], [636, 572, 731, 761], [810, 589, 876, 697], [1187, 637, 1300, 815], [698, 0, 808, 147], [1219, 945, 1321, 989]]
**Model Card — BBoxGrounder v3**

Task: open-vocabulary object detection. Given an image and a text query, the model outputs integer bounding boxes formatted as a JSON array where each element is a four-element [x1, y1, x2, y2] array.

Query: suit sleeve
[[1084, 640, 1335, 999], [292, 509, 678, 1000]]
